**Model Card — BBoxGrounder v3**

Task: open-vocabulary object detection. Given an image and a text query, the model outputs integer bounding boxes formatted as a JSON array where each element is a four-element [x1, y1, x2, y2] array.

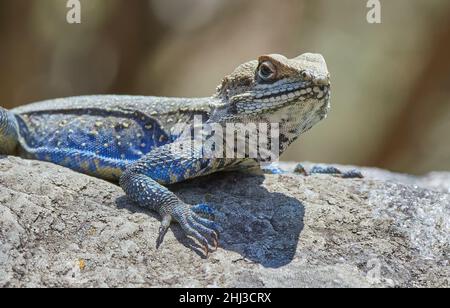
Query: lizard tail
[[0, 107, 19, 155]]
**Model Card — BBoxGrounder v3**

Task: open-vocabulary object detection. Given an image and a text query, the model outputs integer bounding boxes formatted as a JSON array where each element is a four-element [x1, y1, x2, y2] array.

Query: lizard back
[[11, 95, 214, 180]]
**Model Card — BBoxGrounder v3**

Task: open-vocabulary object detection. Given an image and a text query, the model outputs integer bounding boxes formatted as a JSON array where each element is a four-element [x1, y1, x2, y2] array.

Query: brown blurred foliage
[[0, 0, 449, 174]]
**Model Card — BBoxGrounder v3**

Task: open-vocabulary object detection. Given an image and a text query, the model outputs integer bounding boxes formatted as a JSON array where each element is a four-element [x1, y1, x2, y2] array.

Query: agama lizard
[[0, 53, 331, 256]]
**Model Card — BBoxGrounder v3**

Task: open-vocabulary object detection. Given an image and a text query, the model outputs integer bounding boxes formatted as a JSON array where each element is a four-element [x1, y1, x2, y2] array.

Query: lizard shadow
[[116, 171, 305, 268]]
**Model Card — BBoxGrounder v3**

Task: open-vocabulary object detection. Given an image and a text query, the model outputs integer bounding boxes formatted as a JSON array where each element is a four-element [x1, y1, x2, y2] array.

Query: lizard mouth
[[235, 82, 330, 114]]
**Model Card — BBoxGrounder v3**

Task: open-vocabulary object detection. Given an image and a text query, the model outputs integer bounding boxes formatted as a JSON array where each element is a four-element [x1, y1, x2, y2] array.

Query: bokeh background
[[0, 0, 449, 175]]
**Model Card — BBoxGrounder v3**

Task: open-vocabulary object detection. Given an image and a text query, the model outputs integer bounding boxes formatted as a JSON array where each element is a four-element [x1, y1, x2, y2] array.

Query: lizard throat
[[233, 83, 330, 115]]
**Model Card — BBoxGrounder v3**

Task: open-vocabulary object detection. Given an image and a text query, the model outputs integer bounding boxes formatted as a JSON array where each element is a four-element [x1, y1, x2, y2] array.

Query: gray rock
[[0, 156, 448, 287]]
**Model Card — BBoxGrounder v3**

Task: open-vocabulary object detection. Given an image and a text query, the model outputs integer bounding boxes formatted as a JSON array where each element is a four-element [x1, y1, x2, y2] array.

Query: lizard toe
[[310, 165, 342, 175], [156, 215, 172, 248], [170, 202, 217, 256], [192, 215, 222, 236], [310, 165, 364, 178], [191, 203, 216, 221], [188, 214, 220, 250], [180, 217, 211, 257], [342, 169, 364, 179]]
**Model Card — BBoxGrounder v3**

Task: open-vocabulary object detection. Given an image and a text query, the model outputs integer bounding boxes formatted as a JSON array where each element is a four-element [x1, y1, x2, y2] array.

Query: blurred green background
[[0, 0, 449, 174]]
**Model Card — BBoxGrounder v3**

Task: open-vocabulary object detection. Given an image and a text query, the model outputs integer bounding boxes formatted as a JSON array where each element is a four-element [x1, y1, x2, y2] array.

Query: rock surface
[[0, 156, 448, 288]]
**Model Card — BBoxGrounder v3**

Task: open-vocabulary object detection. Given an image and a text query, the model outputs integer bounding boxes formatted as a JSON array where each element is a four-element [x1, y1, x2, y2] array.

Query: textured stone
[[0, 156, 448, 287]]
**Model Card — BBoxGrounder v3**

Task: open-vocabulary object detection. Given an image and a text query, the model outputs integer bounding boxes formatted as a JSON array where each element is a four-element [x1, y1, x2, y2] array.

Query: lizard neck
[[207, 94, 330, 159]]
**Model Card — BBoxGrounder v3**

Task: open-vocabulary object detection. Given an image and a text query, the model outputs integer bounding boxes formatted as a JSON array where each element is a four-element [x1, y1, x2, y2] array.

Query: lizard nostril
[[301, 71, 312, 80], [314, 75, 330, 86]]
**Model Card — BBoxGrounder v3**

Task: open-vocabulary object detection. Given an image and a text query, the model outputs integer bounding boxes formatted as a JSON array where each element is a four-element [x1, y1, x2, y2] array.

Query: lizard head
[[214, 53, 331, 153]]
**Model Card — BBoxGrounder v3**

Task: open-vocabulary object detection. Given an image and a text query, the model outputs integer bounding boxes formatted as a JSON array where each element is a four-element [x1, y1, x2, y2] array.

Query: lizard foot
[[294, 164, 364, 179], [310, 165, 364, 179], [157, 203, 220, 257]]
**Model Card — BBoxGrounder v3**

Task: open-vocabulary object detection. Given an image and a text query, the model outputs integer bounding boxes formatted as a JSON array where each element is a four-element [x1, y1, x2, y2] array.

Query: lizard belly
[[14, 110, 172, 181]]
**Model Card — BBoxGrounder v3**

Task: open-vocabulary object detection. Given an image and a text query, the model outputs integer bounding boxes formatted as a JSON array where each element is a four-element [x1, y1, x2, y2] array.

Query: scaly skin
[[0, 53, 331, 256]]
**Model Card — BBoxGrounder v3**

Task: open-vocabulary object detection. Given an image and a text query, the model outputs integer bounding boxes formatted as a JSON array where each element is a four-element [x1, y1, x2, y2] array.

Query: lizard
[[0, 53, 332, 256]]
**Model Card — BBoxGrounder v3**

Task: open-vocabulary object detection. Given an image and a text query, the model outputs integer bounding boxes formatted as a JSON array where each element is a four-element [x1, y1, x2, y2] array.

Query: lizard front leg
[[119, 142, 221, 256]]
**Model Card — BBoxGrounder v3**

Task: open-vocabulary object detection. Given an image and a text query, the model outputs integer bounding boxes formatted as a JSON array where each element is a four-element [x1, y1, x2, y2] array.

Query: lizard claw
[[212, 237, 219, 251], [170, 203, 221, 257], [203, 245, 209, 258], [156, 215, 171, 249]]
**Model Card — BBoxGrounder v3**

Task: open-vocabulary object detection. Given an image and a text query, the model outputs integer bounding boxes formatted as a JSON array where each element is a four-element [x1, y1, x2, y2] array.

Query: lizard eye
[[258, 61, 276, 81]]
